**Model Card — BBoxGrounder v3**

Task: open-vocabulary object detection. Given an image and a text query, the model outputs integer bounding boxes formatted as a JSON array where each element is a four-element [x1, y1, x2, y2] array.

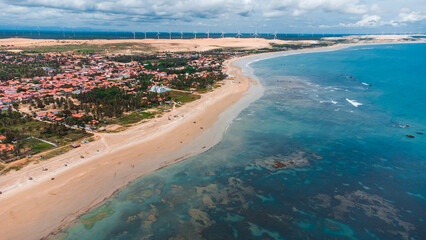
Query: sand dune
[[0, 37, 318, 53]]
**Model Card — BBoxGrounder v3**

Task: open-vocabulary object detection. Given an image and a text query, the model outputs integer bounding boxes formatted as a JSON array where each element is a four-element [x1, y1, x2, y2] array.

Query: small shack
[[71, 143, 81, 148]]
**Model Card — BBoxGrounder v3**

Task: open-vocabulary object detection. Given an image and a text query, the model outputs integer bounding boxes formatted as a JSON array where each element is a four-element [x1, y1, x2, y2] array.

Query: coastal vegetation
[[117, 111, 157, 125], [0, 47, 234, 168], [6, 43, 155, 54], [0, 109, 90, 168], [0, 39, 337, 169], [0, 52, 63, 81]]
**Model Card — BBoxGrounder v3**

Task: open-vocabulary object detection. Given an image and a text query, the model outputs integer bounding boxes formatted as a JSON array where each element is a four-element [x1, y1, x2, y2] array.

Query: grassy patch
[[196, 88, 211, 94], [65, 131, 91, 142], [169, 91, 201, 103], [213, 83, 223, 88], [118, 111, 156, 125], [3, 163, 25, 172], [31, 141, 54, 153], [42, 146, 72, 161], [21, 138, 55, 153]]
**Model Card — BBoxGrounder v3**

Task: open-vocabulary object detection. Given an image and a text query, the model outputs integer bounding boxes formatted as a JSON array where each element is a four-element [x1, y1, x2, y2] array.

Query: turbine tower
[[180, 31, 183, 39], [273, 31, 277, 40], [156, 32, 160, 39], [133, 32, 136, 39], [169, 32, 172, 40], [207, 30, 210, 39], [221, 30, 225, 38], [253, 30, 259, 39], [236, 30, 242, 38], [194, 30, 197, 39], [144, 32, 147, 39]]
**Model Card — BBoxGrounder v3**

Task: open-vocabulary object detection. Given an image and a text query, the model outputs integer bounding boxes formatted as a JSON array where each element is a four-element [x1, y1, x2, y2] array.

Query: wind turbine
[[207, 30, 210, 39], [194, 30, 197, 39], [273, 31, 277, 40], [169, 32, 172, 39], [156, 32, 160, 39], [37, 26, 40, 39], [144, 32, 147, 39], [253, 30, 259, 39], [236, 30, 242, 38], [221, 30, 225, 38], [133, 31, 136, 39], [180, 31, 183, 39]]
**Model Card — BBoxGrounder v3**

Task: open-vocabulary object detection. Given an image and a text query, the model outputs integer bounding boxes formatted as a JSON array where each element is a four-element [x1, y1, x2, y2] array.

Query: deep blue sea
[[56, 43, 426, 240]]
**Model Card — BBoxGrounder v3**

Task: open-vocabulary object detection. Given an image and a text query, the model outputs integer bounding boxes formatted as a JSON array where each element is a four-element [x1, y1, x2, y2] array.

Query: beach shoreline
[[0, 40, 424, 240], [0, 48, 265, 240]]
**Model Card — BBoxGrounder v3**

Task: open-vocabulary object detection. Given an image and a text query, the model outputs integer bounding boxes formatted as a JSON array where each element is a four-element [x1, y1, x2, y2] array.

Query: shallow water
[[56, 43, 426, 240]]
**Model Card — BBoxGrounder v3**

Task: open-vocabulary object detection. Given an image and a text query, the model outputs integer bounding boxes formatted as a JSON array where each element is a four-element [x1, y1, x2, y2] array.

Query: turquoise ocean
[[56, 43, 426, 240]]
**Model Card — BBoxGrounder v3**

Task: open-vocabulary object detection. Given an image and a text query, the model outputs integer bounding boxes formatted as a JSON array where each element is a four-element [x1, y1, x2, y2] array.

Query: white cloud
[[4, 0, 369, 20], [0, 0, 424, 31], [338, 8, 426, 28], [378, 8, 426, 27], [292, 9, 306, 17], [398, 8, 426, 22], [370, 4, 380, 12], [297, 0, 367, 14], [340, 15, 382, 27], [261, 0, 367, 17]]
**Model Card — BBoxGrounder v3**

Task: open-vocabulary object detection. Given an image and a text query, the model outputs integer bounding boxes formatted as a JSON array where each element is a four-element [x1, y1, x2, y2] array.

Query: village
[[0, 49, 242, 168]]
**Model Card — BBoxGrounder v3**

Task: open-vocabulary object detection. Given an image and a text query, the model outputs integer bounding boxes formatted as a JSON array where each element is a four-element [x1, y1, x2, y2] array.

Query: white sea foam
[[346, 98, 363, 107], [320, 99, 338, 104]]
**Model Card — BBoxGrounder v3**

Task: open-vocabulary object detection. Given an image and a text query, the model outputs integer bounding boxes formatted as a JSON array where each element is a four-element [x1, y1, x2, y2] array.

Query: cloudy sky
[[1, 0, 425, 33]]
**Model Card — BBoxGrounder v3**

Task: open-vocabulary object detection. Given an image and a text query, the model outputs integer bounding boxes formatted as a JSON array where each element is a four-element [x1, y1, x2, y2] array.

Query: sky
[[0, 0, 425, 34]]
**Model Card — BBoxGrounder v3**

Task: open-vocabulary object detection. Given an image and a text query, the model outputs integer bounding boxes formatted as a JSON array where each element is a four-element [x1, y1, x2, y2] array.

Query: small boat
[[406, 135, 415, 138]]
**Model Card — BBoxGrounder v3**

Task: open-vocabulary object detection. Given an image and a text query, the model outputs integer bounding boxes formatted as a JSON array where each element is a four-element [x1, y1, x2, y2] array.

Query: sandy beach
[[0, 37, 423, 239], [0, 48, 264, 240]]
